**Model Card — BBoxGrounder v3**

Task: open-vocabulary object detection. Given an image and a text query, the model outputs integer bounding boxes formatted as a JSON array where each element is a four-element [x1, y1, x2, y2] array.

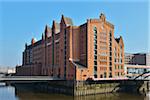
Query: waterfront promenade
[[0, 74, 149, 82], [0, 76, 60, 81]]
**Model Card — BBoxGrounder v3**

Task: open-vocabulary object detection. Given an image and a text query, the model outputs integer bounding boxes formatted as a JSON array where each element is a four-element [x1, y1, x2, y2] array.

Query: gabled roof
[[52, 21, 60, 33], [61, 15, 73, 26], [44, 25, 52, 37], [115, 36, 124, 45], [55, 22, 60, 34], [115, 38, 120, 43], [64, 16, 73, 26], [55, 22, 60, 30]]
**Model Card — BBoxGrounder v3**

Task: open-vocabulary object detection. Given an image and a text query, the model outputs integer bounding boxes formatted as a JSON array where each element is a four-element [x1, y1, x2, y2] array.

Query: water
[[0, 84, 149, 100]]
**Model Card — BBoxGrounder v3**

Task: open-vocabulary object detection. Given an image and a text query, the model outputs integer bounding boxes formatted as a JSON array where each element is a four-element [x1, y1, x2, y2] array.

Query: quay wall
[[10, 80, 150, 96]]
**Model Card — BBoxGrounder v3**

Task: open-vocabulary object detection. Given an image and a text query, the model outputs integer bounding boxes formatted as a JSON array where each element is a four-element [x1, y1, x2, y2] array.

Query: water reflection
[[0, 86, 18, 100], [0, 84, 149, 100]]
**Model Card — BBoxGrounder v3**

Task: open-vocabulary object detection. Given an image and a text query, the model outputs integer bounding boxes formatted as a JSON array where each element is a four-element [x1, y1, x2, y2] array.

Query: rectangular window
[[94, 45, 97, 49], [94, 75, 97, 78], [94, 50, 97, 54], [109, 42, 112, 46], [104, 72, 107, 78], [110, 52, 112, 56], [109, 47, 112, 51], [100, 74, 103, 78], [109, 57, 112, 60], [109, 72, 112, 78], [94, 61, 97, 65], [109, 62, 112, 65], [94, 56, 97, 60], [109, 67, 112, 71], [109, 38, 112, 41], [94, 40, 97, 44], [94, 66, 97, 71], [94, 35, 97, 38]]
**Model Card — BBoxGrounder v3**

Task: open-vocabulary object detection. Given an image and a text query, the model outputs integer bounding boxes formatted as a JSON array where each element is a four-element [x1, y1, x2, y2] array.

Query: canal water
[[0, 84, 149, 100]]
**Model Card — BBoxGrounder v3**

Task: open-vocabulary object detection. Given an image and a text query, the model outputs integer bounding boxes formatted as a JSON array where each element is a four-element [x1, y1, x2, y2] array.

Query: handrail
[[133, 71, 150, 80]]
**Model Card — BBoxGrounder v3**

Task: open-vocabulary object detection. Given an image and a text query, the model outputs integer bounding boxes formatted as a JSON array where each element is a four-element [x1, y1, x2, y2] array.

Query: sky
[[0, 0, 149, 67]]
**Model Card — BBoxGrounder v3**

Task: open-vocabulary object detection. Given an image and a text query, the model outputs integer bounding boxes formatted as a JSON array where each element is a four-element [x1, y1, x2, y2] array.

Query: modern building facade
[[124, 53, 150, 79], [125, 53, 150, 65], [125, 64, 150, 79], [16, 13, 125, 80], [124, 53, 134, 65]]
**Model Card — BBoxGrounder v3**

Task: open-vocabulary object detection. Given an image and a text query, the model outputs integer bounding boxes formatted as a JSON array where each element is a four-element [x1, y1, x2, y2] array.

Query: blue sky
[[0, 0, 149, 67]]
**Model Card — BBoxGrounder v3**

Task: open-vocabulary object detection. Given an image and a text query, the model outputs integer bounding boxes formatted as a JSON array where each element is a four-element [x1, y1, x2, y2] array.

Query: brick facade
[[16, 13, 125, 81]]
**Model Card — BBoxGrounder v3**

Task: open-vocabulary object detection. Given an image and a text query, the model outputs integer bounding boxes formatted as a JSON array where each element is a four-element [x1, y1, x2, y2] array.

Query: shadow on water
[[0, 83, 149, 100]]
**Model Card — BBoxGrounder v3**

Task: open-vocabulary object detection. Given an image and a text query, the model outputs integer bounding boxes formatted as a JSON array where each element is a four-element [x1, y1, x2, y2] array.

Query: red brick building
[[16, 13, 125, 81]]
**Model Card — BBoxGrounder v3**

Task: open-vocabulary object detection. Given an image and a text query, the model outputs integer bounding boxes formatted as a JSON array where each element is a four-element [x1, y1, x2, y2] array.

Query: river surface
[[0, 84, 149, 100]]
